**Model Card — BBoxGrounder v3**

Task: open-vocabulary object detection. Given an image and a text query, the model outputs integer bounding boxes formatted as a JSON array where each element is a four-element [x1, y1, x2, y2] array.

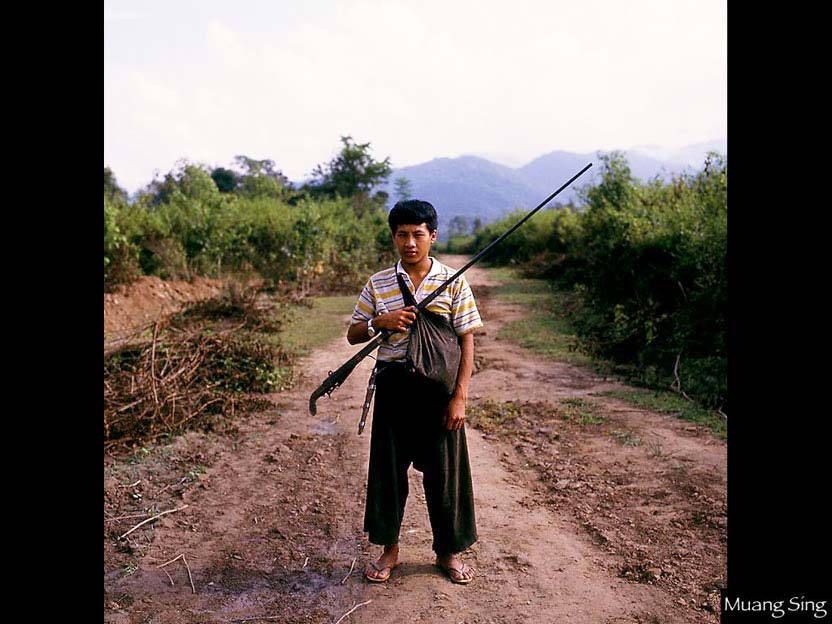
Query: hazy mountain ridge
[[379, 156, 542, 226], [376, 140, 726, 237]]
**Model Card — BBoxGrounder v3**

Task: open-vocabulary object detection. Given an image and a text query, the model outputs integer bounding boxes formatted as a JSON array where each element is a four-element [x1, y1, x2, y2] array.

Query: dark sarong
[[363, 362, 477, 555]]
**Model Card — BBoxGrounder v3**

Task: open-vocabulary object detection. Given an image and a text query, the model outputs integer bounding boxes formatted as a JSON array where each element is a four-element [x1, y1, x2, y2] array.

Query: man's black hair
[[388, 199, 438, 234]]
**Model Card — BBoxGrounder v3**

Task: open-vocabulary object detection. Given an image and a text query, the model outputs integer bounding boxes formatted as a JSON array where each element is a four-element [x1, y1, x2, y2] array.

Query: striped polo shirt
[[350, 256, 483, 362]]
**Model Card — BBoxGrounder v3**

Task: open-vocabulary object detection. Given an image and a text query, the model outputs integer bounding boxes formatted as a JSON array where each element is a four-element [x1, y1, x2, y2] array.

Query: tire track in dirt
[[104, 255, 725, 624]]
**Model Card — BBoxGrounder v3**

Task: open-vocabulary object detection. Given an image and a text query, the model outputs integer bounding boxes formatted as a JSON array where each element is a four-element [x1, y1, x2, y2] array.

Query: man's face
[[393, 223, 436, 266]]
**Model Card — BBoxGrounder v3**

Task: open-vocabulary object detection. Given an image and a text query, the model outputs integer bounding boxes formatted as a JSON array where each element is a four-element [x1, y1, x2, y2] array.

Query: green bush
[[117, 199, 189, 280], [570, 152, 727, 408], [103, 174, 394, 295], [466, 206, 574, 265], [471, 151, 727, 410], [443, 234, 475, 254], [104, 197, 141, 290]]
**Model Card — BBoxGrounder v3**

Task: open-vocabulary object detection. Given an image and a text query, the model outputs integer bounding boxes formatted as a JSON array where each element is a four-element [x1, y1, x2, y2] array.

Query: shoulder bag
[[395, 271, 461, 397]]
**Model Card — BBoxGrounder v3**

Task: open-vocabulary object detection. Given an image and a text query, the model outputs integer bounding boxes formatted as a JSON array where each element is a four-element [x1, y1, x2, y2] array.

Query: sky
[[104, 0, 727, 194]]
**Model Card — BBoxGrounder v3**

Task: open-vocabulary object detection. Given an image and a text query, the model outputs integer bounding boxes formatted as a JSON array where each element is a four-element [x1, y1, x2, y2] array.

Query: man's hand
[[445, 395, 466, 431], [375, 306, 418, 333]]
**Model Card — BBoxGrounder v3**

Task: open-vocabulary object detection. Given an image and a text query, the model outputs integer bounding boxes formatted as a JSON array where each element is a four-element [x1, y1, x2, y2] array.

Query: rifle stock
[[308, 331, 388, 415], [307, 163, 593, 416]]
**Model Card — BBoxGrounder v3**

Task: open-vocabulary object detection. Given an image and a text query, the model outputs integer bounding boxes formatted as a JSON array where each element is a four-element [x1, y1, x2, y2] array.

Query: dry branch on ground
[[104, 286, 290, 450]]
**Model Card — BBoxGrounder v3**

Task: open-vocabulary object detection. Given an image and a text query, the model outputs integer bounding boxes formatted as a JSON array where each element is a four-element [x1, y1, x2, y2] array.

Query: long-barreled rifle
[[308, 162, 593, 417]]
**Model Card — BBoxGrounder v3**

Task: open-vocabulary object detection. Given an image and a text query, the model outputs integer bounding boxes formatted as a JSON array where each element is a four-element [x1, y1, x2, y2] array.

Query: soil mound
[[104, 276, 228, 339]]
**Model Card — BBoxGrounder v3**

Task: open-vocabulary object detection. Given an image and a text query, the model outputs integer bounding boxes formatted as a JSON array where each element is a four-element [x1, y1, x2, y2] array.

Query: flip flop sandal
[[364, 560, 398, 583], [435, 562, 475, 585]]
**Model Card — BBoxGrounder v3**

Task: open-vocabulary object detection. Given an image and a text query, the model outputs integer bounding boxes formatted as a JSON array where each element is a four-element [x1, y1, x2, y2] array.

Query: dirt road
[[104, 255, 726, 623]]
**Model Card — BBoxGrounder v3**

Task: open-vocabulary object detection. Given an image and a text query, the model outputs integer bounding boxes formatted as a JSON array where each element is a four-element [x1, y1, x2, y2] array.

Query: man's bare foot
[[364, 544, 399, 582], [435, 553, 474, 584]]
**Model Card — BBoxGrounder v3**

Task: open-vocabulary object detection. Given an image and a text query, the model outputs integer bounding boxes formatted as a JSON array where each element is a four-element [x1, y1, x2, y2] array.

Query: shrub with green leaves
[[465, 206, 573, 266], [104, 196, 143, 289], [468, 151, 727, 410], [104, 162, 395, 294]]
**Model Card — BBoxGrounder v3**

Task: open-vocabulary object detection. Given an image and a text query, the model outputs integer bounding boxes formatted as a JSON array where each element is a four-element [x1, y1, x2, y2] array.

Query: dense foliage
[[104, 141, 395, 294], [464, 152, 727, 410]]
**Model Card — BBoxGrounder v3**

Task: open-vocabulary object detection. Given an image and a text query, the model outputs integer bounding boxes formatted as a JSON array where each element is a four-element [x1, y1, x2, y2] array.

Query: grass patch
[[597, 389, 727, 440], [486, 266, 593, 366], [126, 446, 155, 465], [279, 295, 356, 354], [610, 430, 642, 446], [558, 397, 608, 426], [273, 295, 355, 386], [466, 399, 524, 435], [646, 440, 665, 457], [187, 465, 206, 479], [488, 266, 553, 299]]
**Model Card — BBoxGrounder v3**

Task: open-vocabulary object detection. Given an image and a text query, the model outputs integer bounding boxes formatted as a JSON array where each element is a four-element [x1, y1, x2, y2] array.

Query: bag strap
[[395, 271, 418, 307]]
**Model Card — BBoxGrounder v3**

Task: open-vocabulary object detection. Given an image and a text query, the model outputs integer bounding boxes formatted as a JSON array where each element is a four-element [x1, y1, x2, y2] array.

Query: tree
[[104, 166, 128, 203], [472, 217, 484, 235], [393, 176, 413, 202], [447, 215, 470, 238], [229, 154, 289, 199], [232, 155, 289, 187], [306, 136, 392, 210], [580, 151, 635, 212], [139, 160, 221, 207], [211, 167, 239, 193], [239, 174, 283, 199]]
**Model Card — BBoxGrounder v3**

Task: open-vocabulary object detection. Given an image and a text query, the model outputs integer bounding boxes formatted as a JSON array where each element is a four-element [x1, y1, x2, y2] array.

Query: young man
[[347, 199, 483, 585]]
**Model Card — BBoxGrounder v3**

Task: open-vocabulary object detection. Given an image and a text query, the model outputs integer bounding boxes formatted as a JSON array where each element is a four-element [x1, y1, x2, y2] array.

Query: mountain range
[[376, 138, 726, 238]]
